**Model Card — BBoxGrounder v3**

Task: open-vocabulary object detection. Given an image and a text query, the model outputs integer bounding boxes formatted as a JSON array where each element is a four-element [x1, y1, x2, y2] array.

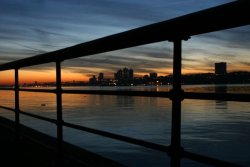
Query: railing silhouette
[[0, 1, 250, 166]]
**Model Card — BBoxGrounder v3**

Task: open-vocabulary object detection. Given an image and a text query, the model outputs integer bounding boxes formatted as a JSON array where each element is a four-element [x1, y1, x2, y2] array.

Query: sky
[[0, 0, 249, 84]]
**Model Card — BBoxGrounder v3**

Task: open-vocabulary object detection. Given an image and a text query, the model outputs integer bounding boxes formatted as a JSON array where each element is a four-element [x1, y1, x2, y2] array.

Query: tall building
[[98, 73, 104, 81], [114, 68, 134, 85], [149, 72, 158, 85], [114, 69, 123, 81], [150, 73, 157, 80], [143, 75, 149, 85], [123, 68, 129, 80], [215, 62, 227, 84], [89, 75, 97, 85], [128, 69, 133, 80], [215, 62, 227, 75]]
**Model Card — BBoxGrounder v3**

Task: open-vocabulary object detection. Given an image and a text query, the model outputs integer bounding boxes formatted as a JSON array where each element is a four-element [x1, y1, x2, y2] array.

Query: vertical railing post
[[14, 68, 20, 136], [170, 39, 184, 167], [56, 61, 63, 164]]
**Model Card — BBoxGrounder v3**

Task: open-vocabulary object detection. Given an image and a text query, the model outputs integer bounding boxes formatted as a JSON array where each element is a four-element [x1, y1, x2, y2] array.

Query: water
[[0, 84, 250, 166]]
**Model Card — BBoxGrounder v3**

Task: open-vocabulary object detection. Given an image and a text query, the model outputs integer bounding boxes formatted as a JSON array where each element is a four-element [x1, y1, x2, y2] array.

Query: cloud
[[57, 42, 174, 76], [0, 0, 248, 76], [182, 25, 250, 67], [195, 26, 250, 50], [239, 61, 250, 67], [0, 56, 20, 64]]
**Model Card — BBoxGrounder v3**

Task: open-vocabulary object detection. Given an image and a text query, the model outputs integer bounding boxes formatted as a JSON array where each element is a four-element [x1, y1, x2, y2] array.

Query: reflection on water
[[0, 84, 250, 167], [116, 96, 135, 110], [215, 85, 227, 94], [215, 85, 228, 109]]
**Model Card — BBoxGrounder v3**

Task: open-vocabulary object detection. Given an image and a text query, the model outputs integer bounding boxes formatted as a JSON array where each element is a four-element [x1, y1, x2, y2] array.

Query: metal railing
[[0, 1, 249, 166]]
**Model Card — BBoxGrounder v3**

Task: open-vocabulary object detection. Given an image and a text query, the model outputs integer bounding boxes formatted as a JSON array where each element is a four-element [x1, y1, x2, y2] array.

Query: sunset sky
[[0, 0, 249, 84]]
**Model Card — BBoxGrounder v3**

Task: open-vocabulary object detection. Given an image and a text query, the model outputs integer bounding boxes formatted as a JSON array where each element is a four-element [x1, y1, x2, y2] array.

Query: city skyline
[[0, 0, 249, 85], [1, 61, 250, 86], [2, 61, 250, 87]]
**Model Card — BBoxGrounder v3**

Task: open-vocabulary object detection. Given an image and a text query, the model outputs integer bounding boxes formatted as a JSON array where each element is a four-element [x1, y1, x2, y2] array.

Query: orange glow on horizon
[[181, 69, 212, 75], [19, 70, 55, 84], [62, 70, 89, 82], [0, 64, 249, 85], [0, 69, 89, 85], [0, 70, 14, 85]]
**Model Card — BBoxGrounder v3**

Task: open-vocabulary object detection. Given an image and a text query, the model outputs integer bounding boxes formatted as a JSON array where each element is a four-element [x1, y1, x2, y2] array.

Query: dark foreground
[[0, 116, 124, 167]]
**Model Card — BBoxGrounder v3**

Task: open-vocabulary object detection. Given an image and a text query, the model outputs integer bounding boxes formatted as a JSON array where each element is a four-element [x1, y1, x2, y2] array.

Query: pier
[[0, 1, 250, 166]]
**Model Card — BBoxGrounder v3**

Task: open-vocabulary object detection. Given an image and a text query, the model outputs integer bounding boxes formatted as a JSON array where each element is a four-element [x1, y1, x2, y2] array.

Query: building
[[150, 73, 157, 80], [114, 69, 123, 81], [89, 75, 97, 85], [123, 68, 129, 80], [143, 75, 149, 85], [114, 68, 134, 85], [128, 69, 133, 80], [215, 62, 227, 75], [215, 62, 227, 84], [149, 72, 158, 84], [98, 73, 104, 81]]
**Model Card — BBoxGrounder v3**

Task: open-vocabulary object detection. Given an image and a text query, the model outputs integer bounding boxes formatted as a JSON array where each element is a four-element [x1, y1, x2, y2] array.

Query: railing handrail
[[0, 0, 249, 71]]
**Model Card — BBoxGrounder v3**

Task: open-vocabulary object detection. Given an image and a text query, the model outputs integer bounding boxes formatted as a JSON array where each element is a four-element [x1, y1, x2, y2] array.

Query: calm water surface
[[0, 84, 250, 166]]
